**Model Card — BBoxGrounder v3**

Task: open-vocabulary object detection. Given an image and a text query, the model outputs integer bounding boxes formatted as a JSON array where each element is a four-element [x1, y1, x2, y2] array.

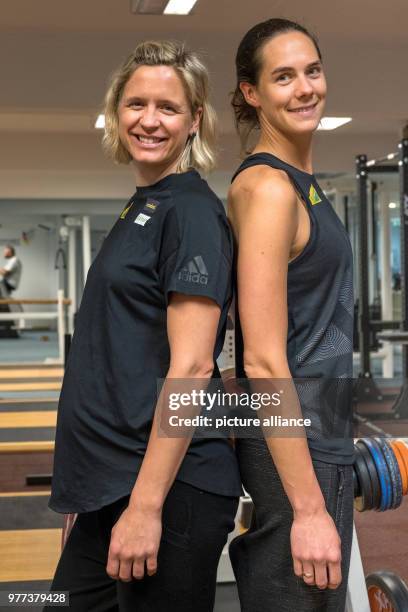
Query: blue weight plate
[[375, 437, 403, 510], [360, 438, 392, 511]]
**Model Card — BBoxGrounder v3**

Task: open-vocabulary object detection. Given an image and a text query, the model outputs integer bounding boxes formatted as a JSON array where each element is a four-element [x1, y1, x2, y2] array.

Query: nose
[[295, 74, 314, 98], [140, 106, 160, 131]]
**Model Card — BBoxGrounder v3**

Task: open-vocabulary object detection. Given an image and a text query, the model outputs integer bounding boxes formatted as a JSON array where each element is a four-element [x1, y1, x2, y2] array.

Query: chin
[[288, 119, 321, 136], [130, 151, 167, 165]]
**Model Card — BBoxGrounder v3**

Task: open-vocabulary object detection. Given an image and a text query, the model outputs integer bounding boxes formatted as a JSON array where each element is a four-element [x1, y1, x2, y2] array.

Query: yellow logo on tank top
[[309, 184, 322, 205], [120, 202, 133, 219]]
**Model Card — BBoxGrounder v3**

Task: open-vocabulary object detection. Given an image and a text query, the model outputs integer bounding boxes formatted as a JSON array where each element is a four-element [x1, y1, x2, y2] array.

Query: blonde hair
[[103, 40, 217, 172]]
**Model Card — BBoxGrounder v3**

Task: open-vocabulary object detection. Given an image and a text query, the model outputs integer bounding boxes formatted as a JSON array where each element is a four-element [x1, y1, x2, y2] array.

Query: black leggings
[[229, 439, 354, 612], [45, 481, 238, 612]]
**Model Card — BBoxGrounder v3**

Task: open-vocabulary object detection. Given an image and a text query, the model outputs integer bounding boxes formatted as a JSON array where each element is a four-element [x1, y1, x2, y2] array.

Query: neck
[[133, 160, 180, 188], [253, 124, 314, 174]]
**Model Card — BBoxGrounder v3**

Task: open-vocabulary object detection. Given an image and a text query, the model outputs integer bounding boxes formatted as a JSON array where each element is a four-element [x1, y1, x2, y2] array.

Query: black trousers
[[45, 481, 238, 612], [229, 439, 354, 612]]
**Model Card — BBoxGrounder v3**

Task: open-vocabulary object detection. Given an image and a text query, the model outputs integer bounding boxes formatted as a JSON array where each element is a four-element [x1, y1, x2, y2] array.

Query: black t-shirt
[[49, 170, 242, 513]]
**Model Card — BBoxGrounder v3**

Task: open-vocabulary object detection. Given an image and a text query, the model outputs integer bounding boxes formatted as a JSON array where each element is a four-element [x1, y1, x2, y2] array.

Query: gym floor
[[0, 332, 407, 608]]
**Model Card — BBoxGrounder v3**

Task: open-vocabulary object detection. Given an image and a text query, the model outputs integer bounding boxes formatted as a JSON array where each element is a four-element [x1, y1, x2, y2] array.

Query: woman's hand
[[106, 505, 162, 581], [290, 508, 342, 590]]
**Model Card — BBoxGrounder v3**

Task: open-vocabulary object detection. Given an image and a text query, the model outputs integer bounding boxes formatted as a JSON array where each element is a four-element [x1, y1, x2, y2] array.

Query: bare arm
[[106, 293, 221, 582], [229, 166, 342, 590]]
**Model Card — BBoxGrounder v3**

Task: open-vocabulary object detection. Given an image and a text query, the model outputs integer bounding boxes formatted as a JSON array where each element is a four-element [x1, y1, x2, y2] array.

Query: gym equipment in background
[[355, 137, 408, 419]]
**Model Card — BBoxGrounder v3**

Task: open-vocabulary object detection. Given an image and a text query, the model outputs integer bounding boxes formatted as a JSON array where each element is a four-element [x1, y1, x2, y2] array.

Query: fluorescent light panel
[[164, 0, 198, 14], [130, 0, 198, 14], [95, 114, 105, 129], [317, 117, 352, 131]]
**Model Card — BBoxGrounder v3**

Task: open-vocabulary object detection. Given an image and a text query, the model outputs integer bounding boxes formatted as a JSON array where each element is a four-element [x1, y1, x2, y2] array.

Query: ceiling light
[[164, 0, 198, 14], [130, 0, 169, 14], [367, 160, 376, 167], [95, 114, 105, 129], [130, 0, 198, 14], [317, 117, 352, 131], [387, 153, 396, 160], [389, 202, 397, 209]]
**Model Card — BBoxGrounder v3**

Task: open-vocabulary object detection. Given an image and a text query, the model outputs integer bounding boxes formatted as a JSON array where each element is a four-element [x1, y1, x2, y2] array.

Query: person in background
[[0, 245, 22, 296], [0, 245, 23, 337]]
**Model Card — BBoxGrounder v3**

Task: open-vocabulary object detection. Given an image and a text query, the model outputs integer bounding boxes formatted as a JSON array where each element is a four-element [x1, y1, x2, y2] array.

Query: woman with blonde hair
[[46, 40, 241, 612]]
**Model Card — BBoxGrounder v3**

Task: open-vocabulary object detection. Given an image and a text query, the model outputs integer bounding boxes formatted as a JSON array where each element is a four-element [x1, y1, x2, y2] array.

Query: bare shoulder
[[228, 164, 297, 223]]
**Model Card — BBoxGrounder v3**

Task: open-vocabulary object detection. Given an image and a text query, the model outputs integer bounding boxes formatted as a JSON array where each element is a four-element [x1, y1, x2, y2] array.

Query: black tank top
[[232, 152, 354, 464]]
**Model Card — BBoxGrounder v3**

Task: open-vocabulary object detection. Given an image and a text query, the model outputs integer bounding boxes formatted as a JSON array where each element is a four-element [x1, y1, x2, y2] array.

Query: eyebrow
[[271, 60, 322, 75], [123, 96, 180, 107]]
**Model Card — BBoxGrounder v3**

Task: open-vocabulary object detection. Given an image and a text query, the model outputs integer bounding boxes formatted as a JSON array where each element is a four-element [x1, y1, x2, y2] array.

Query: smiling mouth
[[288, 102, 318, 114], [133, 135, 166, 144]]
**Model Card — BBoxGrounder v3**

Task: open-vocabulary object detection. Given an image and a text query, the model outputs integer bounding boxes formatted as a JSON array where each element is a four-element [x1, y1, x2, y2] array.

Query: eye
[[276, 73, 291, 83], [308, 66, 322, 77], [161, 104, 177, 113], [128, 101, 143, 109]]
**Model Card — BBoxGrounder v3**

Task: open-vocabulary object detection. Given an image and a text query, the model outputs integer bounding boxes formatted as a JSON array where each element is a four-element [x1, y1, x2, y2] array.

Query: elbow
[[243, 349, 290, 379], [168, 359, 215, 379]]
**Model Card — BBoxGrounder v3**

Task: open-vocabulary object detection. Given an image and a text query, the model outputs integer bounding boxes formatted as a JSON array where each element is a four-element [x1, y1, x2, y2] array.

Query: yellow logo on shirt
[[120, 202, 133, 219], [145, 202, 157, 211], [309, 184, 322, 205]]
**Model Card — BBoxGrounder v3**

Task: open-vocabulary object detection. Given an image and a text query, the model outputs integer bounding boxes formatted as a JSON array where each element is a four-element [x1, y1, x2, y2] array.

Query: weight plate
[[359, 438, 392, 511], [356, 439, 381, 510], [353, 444, 373, 512], [392, 440, 408, 496], [366, 570, 408, 611], [353, 465, 361, 498], [390, 441, 408, 496], [375, 437, 403, 510]]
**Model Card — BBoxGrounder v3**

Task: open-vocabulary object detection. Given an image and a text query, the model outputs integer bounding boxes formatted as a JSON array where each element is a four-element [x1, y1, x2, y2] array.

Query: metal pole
[[379, 191, 393, 377], [82, 215, 91, 287], [57, 289, 65, 364], [370, 182, 379, 305], [68, 227, 76, 334], [356, 155, 371, 376], [344, 195, 350, 234], [400, 138, 408, 378]]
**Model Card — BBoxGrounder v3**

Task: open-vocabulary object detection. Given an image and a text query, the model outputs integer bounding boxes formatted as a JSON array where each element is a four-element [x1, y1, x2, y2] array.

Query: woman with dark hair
[[45, 40, 241, 612], [228, 18, 354, 611]]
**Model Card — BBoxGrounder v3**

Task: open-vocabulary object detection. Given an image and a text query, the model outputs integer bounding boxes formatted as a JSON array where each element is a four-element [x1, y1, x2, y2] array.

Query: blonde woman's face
[[118, 65, 199, 174]]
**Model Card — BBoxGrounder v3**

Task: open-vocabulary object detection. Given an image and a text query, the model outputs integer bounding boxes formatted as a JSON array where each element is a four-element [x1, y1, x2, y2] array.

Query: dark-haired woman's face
[[244, 32, 326, 137]]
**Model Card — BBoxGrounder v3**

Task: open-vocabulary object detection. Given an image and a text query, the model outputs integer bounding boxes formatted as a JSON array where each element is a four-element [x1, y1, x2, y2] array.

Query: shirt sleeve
[[4, 258, 16, 273], [158, 200, 233, 308]]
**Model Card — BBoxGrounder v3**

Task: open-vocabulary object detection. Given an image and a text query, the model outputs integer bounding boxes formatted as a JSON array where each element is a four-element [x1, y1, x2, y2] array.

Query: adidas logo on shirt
[[178, 256, 208, 285]]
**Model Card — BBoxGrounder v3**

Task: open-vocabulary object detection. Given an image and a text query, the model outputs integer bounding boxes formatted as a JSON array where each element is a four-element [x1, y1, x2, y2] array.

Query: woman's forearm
[[245, 361, 326, 516], [129, 362, 214, 512]]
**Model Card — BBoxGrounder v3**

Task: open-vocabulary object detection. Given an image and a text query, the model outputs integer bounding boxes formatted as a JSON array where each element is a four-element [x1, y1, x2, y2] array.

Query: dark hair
[[231, 18, 322, 151], [5, 244, 15, 256]]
